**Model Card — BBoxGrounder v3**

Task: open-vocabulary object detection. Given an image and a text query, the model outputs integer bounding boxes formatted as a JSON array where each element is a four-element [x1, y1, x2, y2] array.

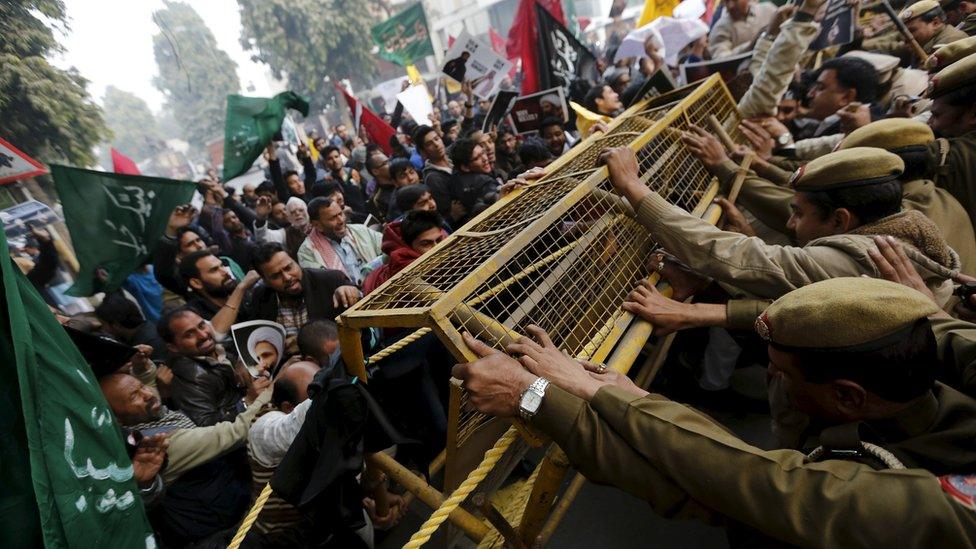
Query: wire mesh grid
[[446, 81, 742, 443], [343, 76, 741, 446], [353, 96, 685, 312], [450, 179, 657, 442]]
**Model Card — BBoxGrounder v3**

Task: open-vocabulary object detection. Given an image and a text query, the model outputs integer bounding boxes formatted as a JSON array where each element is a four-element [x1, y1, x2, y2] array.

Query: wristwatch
[[519, 377, 550, 420], [774, 133, 792, 147]]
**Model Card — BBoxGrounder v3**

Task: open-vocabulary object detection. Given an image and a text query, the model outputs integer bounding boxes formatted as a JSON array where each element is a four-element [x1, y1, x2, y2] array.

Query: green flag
[[222, 91, 310, 181], [370, 3, 435, 66], [0, 225, 154, 548], [51, 165, 197, 297]]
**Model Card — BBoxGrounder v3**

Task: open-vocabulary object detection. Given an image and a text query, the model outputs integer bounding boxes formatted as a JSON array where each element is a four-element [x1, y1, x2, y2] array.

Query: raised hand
[[166, 204, 197, 236], [681, 124, 729, 169], [505, 325, 605, 401], [132, 433, 168, 486], [452, 332, 535, 417], [333, 285, 362, 309], [738, 120, 775, 159], [715, 197, 757, 237], [254, 196, 273, 220]]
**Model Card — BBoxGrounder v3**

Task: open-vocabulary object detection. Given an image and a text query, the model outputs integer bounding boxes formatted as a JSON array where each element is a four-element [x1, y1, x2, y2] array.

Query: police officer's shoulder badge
[[941, 475, 976, 511], [755, 312, 772, 341], [789, 166, 805, 189]]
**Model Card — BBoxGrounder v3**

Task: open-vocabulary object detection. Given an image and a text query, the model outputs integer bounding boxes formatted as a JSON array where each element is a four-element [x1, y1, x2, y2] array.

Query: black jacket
[[244, 267, 352, 324], [422, 163, 454, 221], [451, 171, 499, 226], [167, 352, 244, 427]]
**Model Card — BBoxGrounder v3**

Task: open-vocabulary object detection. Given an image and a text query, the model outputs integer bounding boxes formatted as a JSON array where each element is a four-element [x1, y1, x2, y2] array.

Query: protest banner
[[481, 90, 519, 133], [810, 0, 856, 50], [441, 30, 513, 99], [679, 50, 753, 85], [0, 199, 60, 241], [231, 320, 286, 377], [509, 87, 569, 135]]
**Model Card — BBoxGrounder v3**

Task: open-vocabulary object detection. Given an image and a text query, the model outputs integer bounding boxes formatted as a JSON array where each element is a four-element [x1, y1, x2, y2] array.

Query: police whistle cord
[[404, 427, 520, 548]]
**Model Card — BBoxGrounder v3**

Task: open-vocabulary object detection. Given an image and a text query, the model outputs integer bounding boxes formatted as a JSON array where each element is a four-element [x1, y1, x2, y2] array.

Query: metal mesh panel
[[341, 75, 742, 447]]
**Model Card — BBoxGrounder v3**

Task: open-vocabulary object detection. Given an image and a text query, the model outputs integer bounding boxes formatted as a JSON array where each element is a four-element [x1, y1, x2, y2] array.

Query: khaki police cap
[[789, 147, 904, 191], [839, 119, 934, 151], [926, 36, 976, 72], [755, 277, 940, 350], [842, 51, 900, 83], [927, 52, 976, 98], [900, 0, 942, 21]]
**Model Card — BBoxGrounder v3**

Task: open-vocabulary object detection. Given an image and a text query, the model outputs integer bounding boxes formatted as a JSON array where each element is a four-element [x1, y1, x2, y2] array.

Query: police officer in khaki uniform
[[865, 0, 969, 59], [925, 52, 976, 228], [453, 277, 976, 545], [597, 145, 959, 315], [924, 34, 976, 70], [685, 119, 976, 275]]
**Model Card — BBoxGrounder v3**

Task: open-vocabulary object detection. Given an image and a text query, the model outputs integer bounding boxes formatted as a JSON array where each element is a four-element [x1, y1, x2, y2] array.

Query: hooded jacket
[[363, 220, 447, 295]]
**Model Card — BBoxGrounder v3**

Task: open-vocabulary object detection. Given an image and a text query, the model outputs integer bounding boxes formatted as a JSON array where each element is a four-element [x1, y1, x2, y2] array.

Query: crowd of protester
[[17, 0, 976, 544]]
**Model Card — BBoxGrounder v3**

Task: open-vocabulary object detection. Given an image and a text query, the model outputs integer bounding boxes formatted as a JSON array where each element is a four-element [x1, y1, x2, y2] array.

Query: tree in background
[[238, 0, 378, 112], [152, 0, 240, 149], [0, 0, 108, 168], [102, 86, 165, 162]]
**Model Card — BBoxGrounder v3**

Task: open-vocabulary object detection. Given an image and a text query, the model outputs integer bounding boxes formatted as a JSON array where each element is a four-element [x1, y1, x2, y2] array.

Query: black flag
[[535, 2, 599, 102]]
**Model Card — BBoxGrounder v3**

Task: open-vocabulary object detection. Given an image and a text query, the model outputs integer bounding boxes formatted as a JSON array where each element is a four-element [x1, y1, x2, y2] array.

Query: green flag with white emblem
[[51, 165, 197, 297], [370, 3, 435, 66], [222, 91, 310, 181], [0, 224, 155, 548]]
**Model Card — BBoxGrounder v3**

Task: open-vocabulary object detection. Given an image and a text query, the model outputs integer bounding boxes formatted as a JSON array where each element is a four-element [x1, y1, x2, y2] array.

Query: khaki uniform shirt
[[961, 13, 976, 36], [710, 160, 976, 275], [632, 190, 957, 302], [709, 2, 778, 59], [927, 131, 976, 229], [738, 18, 821, 119], [932, 316, 976, 397], [864, 24, 968, 57], [927, 24, 970, 52], [531, 383, 976, 546]]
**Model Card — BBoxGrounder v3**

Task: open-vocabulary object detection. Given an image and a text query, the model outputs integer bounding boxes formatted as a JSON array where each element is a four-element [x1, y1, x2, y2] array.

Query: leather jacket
[[168, 347, 244, 427]]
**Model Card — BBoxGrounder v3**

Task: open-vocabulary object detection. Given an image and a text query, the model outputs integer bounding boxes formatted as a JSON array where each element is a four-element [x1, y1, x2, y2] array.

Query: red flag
[[506, 0, 566, 94], [334, 83, 397, 156], [488, 28, 518, 79], [703, 0, 717, 24], [110, 148, 141, 175]]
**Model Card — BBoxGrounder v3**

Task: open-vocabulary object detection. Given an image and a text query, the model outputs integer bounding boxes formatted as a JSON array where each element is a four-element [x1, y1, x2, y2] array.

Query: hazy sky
[[55, 0, 275, 113]]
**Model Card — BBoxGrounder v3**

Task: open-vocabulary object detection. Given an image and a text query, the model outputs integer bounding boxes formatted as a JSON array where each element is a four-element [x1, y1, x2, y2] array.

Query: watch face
[[521, 390, 543, 414]]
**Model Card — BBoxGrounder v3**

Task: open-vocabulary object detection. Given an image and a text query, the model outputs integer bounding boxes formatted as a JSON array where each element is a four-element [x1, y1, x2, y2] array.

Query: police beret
[[899, 0, 942, 21], [755, 278, 940, 350], [926, 36, 976, 72], [838, 119, 934, 152], [789, 148, 904, 191], [927, 52, 976, 98]]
